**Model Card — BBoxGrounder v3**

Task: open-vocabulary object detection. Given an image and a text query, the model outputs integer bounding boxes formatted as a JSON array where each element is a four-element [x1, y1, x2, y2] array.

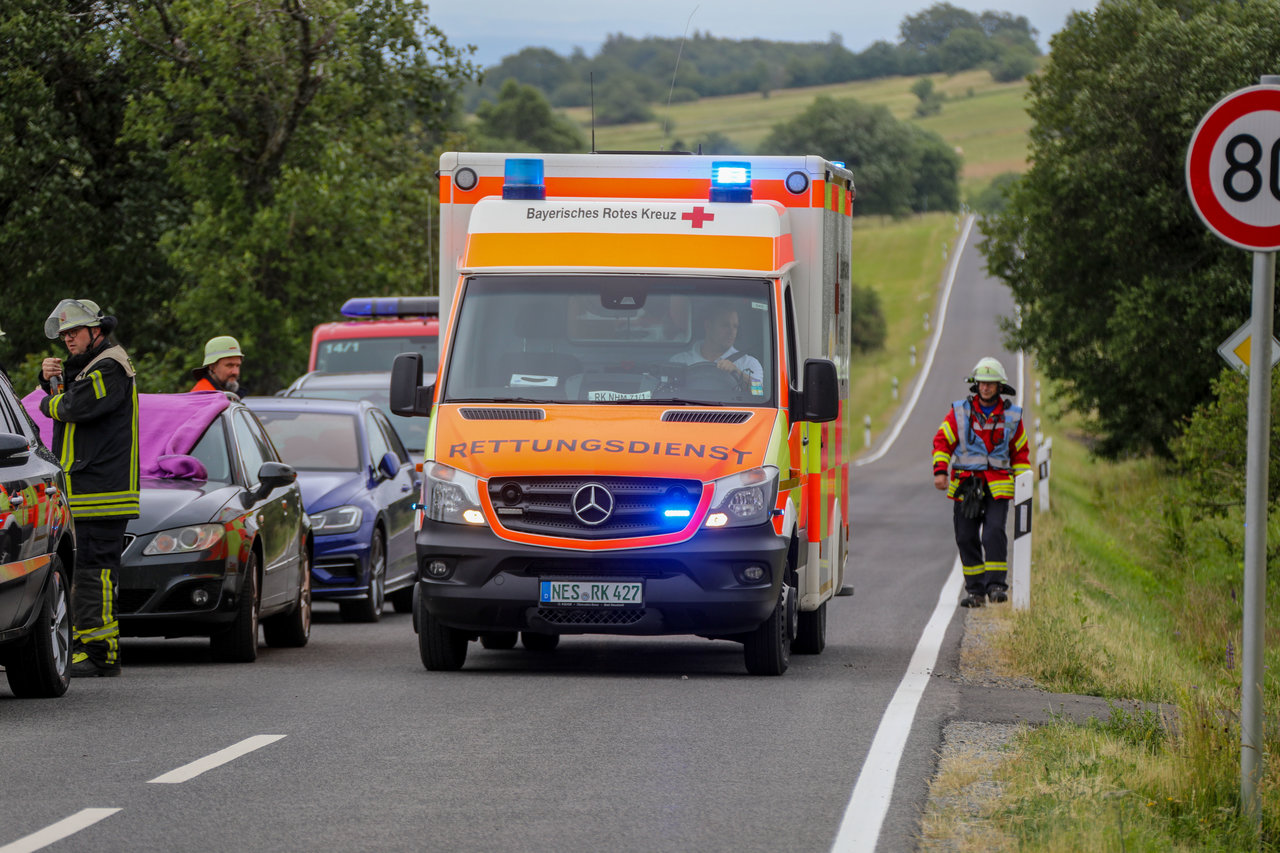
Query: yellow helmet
[[967, 357, 1008, 384], [44, 299, 103, 339]]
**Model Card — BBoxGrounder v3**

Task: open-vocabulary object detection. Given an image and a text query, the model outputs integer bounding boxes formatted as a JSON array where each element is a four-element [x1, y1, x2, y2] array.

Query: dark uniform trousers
[[952, 493, 1009, 597], [74, 518, 127, 666]]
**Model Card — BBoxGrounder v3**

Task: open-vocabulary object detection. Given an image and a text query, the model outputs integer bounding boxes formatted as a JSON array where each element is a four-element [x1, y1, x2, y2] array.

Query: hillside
[[561, 67, 1035, 198]]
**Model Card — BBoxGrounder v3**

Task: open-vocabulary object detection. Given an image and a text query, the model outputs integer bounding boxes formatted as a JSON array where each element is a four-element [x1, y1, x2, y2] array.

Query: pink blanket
[[22, 389, 230, 480]]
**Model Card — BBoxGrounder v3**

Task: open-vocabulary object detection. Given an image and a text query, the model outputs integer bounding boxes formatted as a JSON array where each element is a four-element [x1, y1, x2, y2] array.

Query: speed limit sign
[[1187, 85, 1280, 250]]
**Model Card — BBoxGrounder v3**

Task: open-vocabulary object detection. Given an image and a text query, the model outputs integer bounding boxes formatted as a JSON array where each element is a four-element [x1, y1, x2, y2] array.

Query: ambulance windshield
[[442, 276, 777, 406]]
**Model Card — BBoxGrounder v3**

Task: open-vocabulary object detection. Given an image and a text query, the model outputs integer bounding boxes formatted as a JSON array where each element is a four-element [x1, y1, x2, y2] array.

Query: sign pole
[[1241, 246, 1275, 822]]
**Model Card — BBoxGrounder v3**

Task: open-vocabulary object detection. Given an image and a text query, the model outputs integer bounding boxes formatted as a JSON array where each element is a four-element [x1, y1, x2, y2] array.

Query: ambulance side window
[[783, 285, 799, 390]]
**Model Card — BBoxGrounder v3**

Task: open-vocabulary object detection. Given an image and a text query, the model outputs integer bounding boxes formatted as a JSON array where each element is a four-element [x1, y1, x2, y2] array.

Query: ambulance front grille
[[537, 607, 647, 626], [661, 410, 752, 423], [459, 407, 545, 420], [489, 476, 701, 539]]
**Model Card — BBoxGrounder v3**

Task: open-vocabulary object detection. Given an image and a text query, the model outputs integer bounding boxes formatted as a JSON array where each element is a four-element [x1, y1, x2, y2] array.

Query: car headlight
[[704, 466, 779, 529], [143, 523, 224, 555], [309, 505, 363, 535], [423, 462, 486, 525]]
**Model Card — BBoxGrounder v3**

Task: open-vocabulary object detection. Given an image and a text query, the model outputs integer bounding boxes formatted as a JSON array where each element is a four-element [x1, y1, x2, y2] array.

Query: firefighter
[[189, 335, 243, 398], [932, 356, 1031, 607], [39, 299, 140, 677]]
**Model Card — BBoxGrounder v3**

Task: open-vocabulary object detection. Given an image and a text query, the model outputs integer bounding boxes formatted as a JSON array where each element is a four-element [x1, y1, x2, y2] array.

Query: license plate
[[539, 580, 643, 606]]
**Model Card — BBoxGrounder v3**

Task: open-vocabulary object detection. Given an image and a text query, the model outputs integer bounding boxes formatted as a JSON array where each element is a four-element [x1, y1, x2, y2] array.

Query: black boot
[[960, 593, 985, 608], [987, 585, 1009, 604]]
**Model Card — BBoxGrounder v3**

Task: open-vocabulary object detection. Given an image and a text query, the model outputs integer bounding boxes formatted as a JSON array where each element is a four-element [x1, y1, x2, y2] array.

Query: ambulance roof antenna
[[662, 5, 699, 152], [590, 72, 596, 153]]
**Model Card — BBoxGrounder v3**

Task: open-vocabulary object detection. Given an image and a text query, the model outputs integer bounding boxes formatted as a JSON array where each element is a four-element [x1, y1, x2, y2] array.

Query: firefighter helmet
[[44, 299, 104, 339], [967, 357, 1015, 397], [201, 336, 243, 367]]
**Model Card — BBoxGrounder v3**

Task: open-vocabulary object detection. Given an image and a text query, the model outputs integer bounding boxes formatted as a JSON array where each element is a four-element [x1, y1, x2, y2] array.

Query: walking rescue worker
[[39, 299, 140, 677], [932, 356, 1031, 608], [189, 335, 243, 398]]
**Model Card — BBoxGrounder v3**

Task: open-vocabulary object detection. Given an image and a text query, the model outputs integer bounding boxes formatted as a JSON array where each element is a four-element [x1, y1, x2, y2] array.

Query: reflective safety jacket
[[39, 343, 140, 520], [932, 395, 1030, 500]]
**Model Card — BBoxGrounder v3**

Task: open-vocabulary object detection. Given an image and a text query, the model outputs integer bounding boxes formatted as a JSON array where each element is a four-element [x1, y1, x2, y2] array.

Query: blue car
[[245, 397, 417, 622]]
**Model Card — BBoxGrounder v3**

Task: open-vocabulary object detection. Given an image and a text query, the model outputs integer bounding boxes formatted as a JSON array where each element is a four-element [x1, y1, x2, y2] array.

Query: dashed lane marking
[[0, 808, 121, 853], [148, 734, 287, 784]]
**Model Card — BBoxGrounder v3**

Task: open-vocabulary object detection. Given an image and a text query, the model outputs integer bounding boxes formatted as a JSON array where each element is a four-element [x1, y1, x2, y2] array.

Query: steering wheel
[[683, 361, 746, 393]]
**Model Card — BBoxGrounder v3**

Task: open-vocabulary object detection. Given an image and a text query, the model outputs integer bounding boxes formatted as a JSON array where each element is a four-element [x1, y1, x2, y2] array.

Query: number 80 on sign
[[1187, 85, 1280, 251]]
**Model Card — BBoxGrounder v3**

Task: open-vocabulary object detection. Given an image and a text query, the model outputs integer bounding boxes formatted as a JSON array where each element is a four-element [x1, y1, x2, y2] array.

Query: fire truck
[[308, 297, 440, 374], [391, 152, 854, 674]]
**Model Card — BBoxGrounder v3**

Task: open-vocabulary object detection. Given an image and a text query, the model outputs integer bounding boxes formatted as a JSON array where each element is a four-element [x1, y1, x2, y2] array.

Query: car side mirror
[[390, 352, 434, 417], [793, 358, 839, 424], [249, 461, 297, 503], [0, 433, 30, 461], [377, 452, 400, 480]]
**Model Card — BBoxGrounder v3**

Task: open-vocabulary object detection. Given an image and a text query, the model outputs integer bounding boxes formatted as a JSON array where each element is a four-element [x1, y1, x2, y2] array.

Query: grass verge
[[934, 383, 1280, 850]]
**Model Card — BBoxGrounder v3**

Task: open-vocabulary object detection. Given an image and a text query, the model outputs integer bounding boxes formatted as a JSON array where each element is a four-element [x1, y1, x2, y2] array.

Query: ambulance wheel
[[793, 601, 827, 655], [521, 631, 560, 652], [481, 632, 518, 650], [416, 596, 468, 671], [743, 586, 791, 676]]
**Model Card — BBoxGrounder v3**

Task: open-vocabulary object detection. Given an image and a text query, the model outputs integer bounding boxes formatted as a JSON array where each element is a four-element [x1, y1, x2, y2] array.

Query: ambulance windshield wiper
[[452, 396, 549, 404], [611, 397, 725, 406]]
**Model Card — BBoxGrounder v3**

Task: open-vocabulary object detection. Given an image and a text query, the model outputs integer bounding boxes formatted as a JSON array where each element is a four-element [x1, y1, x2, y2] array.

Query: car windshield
[[284, 386, 426, 454], [442, 275, 776, 406], [253, 411, 361, 472], [314, 335, 438, 374], [189, 418, 234, 483]]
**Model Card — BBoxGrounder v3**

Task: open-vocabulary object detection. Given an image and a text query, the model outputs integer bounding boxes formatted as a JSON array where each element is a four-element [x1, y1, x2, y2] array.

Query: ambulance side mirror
[[390, 352, 435, 417], [797, 358, 839, 423]]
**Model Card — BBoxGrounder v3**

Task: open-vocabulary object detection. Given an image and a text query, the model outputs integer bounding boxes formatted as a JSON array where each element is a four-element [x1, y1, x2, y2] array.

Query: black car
[[0, 372, 74, 697]]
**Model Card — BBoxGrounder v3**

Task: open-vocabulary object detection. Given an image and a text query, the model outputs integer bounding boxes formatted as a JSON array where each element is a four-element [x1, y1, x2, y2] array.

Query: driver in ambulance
[[669, 301, 763, 393]]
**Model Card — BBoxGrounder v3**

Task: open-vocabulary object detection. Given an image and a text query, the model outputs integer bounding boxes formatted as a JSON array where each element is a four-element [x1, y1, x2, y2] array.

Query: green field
[[563, 67, 1034, 199]]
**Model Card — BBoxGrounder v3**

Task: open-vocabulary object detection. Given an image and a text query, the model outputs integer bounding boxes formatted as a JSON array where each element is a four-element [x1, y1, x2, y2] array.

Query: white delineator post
[[1011, 470, 1033, 610], [1036, 437, 1051, 513]]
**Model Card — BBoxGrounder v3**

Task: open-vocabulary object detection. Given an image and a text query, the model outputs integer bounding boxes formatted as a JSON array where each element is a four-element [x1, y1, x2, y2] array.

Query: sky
[[430, 1, 1100, 68]]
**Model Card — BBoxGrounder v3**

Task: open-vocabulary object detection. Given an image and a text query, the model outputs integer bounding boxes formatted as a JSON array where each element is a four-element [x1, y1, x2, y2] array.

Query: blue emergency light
[[664, 509, 692, 519], [709, 161, 752, 203], [503, 158, 546, 200], [340, 296, 439, 319]]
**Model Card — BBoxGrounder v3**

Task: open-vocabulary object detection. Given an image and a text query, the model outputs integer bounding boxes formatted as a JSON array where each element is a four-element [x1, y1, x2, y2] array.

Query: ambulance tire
[[743, 586, 791, 676], [417, 597, 468, 671], [480, 631, 518, 650], [793, 601, 827, 655], [521, 631, 560, 652]]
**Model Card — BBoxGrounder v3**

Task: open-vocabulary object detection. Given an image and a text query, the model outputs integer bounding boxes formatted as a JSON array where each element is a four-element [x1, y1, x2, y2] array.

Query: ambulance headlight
[[423, 463, 486, 525], [705, 466, 778, 528]]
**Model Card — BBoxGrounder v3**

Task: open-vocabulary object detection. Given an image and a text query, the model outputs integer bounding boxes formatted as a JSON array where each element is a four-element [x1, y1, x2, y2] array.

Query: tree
[[979, 0, 1280, 457], [910, 77, 944, 117], [759, 96, 959, 218], [596, 78, 654, 125], [899, 3, 981, 53], [933, 28, 996, 75], [472, 79, 586, 153]]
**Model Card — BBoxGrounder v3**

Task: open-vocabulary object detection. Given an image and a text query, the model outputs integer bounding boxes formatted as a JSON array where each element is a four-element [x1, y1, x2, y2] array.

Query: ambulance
[[391, 152, 855, 675]]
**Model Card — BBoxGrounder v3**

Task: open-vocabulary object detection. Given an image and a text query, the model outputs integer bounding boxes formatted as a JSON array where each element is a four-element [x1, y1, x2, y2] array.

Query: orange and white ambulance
[[391, 152, 855, 674]]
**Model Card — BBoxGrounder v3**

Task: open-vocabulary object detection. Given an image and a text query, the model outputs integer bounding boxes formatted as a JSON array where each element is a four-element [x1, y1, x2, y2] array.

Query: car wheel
[[340, 528, 385, 623], [743, 585, 791, 676], [415, 593, 468, 671], [211, 551, 260, 663], [5, 555, 72, 698], [521, 631, 560, 652], [793, 600, 827, 655], [480, 631, 518, 650], [263, 544, 312, 648]]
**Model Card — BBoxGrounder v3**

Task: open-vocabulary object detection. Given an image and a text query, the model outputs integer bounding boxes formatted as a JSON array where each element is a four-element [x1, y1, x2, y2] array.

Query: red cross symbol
[[682, 206, 715, 228]]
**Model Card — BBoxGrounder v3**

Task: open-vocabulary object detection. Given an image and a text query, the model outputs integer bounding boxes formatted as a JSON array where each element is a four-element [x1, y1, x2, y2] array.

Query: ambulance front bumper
[[414, 520, 788, 637]]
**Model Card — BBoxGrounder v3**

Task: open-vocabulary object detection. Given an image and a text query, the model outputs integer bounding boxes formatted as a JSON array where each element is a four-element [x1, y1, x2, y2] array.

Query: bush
[[1171, 366, 1280, 513], [849, 283, 887, 353]]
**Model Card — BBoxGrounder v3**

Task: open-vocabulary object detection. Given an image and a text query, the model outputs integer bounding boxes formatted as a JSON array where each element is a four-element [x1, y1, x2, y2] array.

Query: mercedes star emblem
[[572, 483, 614, 525]]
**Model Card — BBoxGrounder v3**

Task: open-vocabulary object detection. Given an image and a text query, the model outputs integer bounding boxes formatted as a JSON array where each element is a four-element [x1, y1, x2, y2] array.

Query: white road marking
[[147, 734, 287, 784], [856, 214, 974, 467], [0, 808, 121, 853], [831, 559, 963, 852]]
